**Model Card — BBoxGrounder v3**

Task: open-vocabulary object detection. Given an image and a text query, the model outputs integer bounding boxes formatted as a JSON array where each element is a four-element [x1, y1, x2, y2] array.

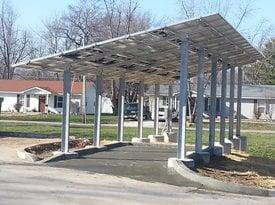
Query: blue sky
[[10, 0, 275, 36]]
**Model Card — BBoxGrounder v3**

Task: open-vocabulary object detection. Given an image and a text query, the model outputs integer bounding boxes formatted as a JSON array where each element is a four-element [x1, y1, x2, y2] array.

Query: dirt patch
[[195, 152, 275, 189], [25, 139, 93, 159]]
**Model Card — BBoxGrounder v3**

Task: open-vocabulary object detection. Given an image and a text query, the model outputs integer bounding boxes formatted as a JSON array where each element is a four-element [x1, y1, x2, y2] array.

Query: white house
[[146, 84, 275, 121], [0, 80, 113, 114]]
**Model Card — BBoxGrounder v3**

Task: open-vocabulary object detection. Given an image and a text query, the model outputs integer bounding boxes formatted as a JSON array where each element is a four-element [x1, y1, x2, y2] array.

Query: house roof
[[12, 14, 264, 84], [0, 80, 92, 95]]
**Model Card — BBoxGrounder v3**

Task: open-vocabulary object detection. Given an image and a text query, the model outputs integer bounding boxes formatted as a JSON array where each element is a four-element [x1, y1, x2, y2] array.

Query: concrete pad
[[148, 135, 164, 143], [222, 139, 233, 155], [131, 137, 150, 143], [239, 136, 247, 152], [232, 136, 241, 150], [168, 157, 195, 169]]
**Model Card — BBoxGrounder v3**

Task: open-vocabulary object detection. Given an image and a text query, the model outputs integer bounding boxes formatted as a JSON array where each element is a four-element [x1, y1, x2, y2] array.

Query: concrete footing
[[232, 136, 247, 152], [148, 135, 164, 143], [239, 136, 247, 152], [163, 132, 177, 143], [222, 138, 233, 155], [187, 151, 210, 164], [213, 142, 224, 156], [232, 136, 241, 150], [168, 157, 194, 169], [131, 137, 150, 143]]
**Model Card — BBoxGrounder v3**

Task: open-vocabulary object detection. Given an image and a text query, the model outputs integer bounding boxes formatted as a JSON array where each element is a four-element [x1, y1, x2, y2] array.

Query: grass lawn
[[0, 113, 118, 124], [0, 122, 274, 160]]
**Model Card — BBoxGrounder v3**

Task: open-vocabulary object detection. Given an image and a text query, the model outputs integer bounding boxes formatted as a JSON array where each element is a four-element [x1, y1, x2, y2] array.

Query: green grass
[[0, 122, 274, 160], [0, 113, 118, 124]]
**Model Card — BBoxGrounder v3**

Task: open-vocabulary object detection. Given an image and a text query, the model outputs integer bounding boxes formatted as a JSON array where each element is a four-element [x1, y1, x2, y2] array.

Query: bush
[[14, 102, 22, 112]]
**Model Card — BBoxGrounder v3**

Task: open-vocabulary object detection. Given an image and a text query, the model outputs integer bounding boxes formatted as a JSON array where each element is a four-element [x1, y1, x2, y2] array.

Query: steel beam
[[236, 67, 243, 137], [177, 39, 189, 160], [209, 56, 217, 149], [195, 47, 205, 153], [220, 62, 228, 144], [167, 84, 173, 133], [61, 67, 72, 153], [138, 80, 144, 139], [93, 73, 102, 147], [117, 75, 126, 142], [82, 75, 87, 124], [154, 84, 160, 135], [228, 66, 235, 140]]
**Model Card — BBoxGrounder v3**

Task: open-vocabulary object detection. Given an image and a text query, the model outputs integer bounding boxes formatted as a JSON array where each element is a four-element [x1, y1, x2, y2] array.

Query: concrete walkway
[[1, 119, 275, 134]]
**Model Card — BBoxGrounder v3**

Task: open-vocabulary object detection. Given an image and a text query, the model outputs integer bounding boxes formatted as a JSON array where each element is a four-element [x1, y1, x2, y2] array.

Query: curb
[[19, 141, 132, 163], [169, 158, 275, 197], [17, 149, 42, 162]]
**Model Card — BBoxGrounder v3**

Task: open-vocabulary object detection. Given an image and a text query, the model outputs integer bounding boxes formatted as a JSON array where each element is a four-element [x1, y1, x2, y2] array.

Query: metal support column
[[61, 67, 72, 153], [82, 75, 87, 124], [209, 56, 217, 149], [117, 75, 126, 142], [236, 67, 243, 137], [228, 66, 235, 140], [167, 84, 173, 133], [138, 80, 144, 139], [93, 73, 102, 147], [195, 47, 205, 153], [154, 84, 160, 135], [220, 62, 228, 144], [178, 39, 189, 160]]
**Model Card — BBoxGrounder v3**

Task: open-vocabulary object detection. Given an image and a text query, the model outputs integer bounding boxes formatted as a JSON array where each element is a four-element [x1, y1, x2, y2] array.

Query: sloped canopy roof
[[13, 13, 264, 84]]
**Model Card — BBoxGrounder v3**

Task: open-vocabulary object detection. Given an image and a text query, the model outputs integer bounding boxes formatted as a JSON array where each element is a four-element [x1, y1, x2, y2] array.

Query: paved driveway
[[49, 143, 196, 186]]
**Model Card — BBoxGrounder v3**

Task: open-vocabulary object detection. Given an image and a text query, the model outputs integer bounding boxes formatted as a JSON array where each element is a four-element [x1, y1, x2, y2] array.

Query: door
[[39, 96, 46, 113]]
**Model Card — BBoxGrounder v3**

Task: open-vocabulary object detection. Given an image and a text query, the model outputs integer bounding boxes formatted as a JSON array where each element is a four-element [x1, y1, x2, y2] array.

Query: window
[[26, 95, 30, 107], [54, 96, 63, 108], [204, 98, 209, 111], [216, 98, 221, 113]]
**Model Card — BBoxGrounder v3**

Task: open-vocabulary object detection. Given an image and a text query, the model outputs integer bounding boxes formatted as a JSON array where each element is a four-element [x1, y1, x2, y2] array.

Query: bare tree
[[0, 1, 32, 79]]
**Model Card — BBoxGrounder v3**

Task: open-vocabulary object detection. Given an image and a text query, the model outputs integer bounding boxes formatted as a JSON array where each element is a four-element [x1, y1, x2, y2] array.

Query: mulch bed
[[195, 152, 275, 189], [25, 139, 93, 159]]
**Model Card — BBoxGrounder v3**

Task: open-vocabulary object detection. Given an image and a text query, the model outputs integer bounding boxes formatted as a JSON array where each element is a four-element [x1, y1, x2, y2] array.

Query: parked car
[[124, 103, 151, 120], [158, 107, 179, 121]]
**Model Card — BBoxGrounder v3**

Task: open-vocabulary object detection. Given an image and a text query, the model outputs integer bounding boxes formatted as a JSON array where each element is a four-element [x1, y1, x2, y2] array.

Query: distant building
[[146, 84, 275, 120], [0, 80, 113, 114]]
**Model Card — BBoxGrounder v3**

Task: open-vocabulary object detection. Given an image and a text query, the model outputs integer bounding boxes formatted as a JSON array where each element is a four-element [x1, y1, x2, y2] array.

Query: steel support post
[[195, 47, 205, 153], [61, 67, 72, 153], [138, 80, 144, 139], [82, 75, 87, 124], [209, 56, 217, 149], [220, 62, 228, 144], [228, 66, 235, 140], [177, 39, 189, 160], [117, 75, 126, 142], [93, 73, 102, 147], [154, 84, 160, 135], [236, 67, 243, 137], [167, 84, 173, 133]]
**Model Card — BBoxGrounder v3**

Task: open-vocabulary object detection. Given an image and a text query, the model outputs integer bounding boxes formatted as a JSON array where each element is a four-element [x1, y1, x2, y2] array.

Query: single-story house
[[146, 84, 275, 121], [0, 80, 113, 114]]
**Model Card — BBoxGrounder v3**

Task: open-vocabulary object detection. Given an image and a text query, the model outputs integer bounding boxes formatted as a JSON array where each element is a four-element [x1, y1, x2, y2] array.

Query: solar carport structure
[[13, 13, 264, 165]]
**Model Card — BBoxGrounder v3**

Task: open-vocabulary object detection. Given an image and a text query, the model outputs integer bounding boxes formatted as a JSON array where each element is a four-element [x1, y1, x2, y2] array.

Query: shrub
[[14, 102, 22, 112]]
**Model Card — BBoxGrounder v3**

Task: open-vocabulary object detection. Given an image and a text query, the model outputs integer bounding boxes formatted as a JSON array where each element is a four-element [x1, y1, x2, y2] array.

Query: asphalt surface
[[49, 143, 197, 187], [2, 162, 274, 205]]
